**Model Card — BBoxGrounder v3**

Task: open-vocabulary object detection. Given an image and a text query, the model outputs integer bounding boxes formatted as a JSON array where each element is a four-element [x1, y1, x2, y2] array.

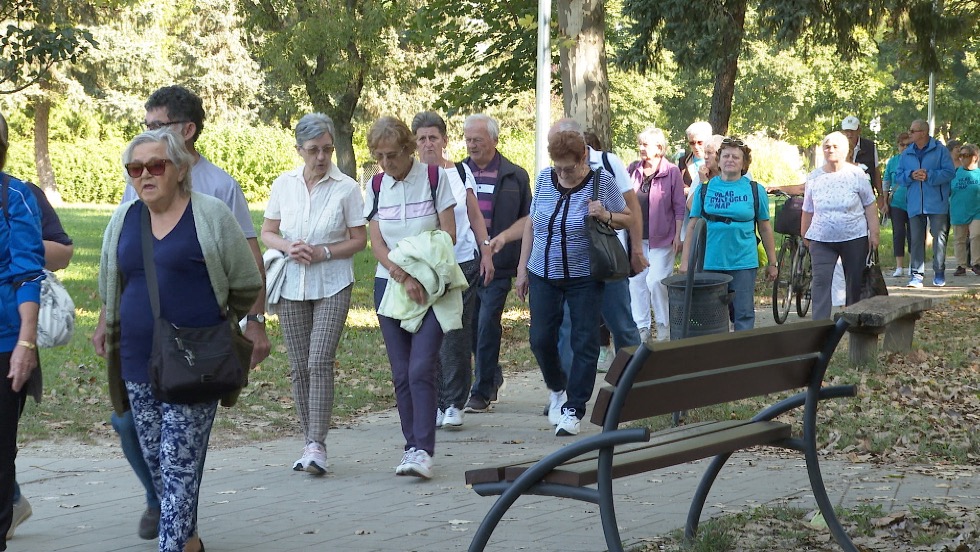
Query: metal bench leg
[[468, 488, 524, 552], [684, 452, 733, 542], [597, 458, 625, 552], [805, 441, 858, 551]]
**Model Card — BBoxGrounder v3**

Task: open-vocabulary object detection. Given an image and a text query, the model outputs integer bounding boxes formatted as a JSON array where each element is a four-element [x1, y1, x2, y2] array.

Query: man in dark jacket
[[461, 114, 531, 413], [841, 116, 885, 212]]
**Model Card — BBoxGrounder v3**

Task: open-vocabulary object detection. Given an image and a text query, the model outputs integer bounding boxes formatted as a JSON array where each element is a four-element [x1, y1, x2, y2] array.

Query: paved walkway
[[10, 269, 980, 552]]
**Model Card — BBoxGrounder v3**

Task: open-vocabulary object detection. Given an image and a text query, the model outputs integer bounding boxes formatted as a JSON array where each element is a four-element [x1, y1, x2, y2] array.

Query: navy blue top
[[118, 201, 223, 383]]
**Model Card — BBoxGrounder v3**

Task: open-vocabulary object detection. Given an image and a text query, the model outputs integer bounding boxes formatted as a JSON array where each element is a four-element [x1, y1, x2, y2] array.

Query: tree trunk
[[708, 0, 747, 136], [558, 0, 611, 149], [33, 97, 59, 196]]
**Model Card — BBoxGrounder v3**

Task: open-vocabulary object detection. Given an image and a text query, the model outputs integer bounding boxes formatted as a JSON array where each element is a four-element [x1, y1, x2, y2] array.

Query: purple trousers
[[374, 278, 444, 456]]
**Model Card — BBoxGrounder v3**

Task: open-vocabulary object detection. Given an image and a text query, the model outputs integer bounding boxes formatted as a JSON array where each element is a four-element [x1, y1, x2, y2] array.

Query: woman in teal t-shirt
[[950, 143, 980, 276], [883, 132, 911, 277], [680, 137, 777, 331]]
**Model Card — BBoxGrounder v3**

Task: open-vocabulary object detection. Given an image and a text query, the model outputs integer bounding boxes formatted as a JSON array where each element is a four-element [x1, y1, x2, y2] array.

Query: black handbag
[[141, 204, 252, 404], [586, 168, 630, 281], [859, 249, 889, 301]]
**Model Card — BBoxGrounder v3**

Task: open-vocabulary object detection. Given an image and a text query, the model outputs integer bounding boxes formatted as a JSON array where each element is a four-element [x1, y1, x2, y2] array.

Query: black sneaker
[[138, 506, 161, 540], [463, 395, 491, 413]]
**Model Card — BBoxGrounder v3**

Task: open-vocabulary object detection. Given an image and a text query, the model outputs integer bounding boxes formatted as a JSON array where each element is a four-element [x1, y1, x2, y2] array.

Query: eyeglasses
[[301, 145, 335, 156], [688, 140, 705, 147], [908, 129, 925, 134], [125, 159, 172, 178], [144, 120, 188, 130], [373, 148, 405, 162], [552, 163, 580, 177]]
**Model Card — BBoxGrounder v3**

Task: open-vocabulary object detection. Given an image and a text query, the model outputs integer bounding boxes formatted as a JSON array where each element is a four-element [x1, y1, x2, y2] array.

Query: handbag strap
[[140, 203, 163, 320], [866, 248, 879, 267], [591, 167, 602, 202]]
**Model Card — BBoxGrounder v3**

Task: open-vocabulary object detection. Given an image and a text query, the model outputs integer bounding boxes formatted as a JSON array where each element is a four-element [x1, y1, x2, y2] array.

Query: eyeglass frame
[[552, 161, 582, 177], [299, 145, 335, 156], [372, 148, 406, 162], [143, 120, 189, 131], [125, 159, 173, 178]]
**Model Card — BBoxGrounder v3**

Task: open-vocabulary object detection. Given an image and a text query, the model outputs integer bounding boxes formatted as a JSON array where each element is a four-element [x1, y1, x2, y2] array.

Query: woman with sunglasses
[[800, 131, 879, 320], [514, 126, 630, 437], [681, 137, 777, 331], [365, 116, 459, 480], [883, 132, 912, 277], [98, 128, 261, 552], [0, 112, 44, 552], [261, 113, 367, 475], [627, 126, 686, 342], [949, 144, 980, 276]]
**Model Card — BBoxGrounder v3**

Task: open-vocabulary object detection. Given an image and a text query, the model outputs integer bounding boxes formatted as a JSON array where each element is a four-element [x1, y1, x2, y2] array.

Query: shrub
[[196, 122, 297, 203], [743, 134, 807, 188]]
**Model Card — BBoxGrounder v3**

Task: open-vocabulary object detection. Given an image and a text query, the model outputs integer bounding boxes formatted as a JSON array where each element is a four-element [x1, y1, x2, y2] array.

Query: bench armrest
[[751, 385, 857, 423]]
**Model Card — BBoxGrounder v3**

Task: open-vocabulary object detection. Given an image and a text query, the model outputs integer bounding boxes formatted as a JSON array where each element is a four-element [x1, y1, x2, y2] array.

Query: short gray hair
[[685, 121, 713, 140], [411, 111, 447, 137], [637, 126, 666, 149], [295, 113, 336, 146], [464, 113, 499, 142], [122, 128, 195, 194], [822, 131, 851, 154]]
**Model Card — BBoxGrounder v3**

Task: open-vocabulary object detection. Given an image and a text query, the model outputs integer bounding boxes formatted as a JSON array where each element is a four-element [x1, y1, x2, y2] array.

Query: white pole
[[535, 0, 552, 174], [928, 71, 936, 135]]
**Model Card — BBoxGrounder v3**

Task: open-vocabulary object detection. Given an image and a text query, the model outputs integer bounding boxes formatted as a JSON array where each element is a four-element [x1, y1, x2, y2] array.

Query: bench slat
[[592, 356, 815, 426], [502, 421, 790, 487]]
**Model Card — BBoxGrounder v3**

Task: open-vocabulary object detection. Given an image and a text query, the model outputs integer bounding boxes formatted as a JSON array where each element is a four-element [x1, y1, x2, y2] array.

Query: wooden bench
[[836, 295, 939, 364], [464, 319, 859, 552]]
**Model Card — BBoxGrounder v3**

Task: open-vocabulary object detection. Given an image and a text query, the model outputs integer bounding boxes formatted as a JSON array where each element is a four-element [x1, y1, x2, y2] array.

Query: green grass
[[19, 204, 534, 446]]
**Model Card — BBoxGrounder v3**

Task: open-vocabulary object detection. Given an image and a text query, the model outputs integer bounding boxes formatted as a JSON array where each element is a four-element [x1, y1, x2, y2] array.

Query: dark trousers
[[890, 207, 911, 259], [375, 278, 444, 456], [809, 237, 869, 320], [470, 277, 510, 401], [528, 274, 603, 418], [1, 352, 27, 551], [438, 259, 479, 410]]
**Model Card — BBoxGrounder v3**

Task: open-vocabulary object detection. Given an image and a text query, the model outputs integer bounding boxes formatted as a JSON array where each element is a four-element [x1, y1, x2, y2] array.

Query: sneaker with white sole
[[395, 447, 417, 475], [638, 327, 651, 343], [442, 405, 463, 428], [907, 275, 924, 288], [435, 408, 445, 428], [555, 408, 580, 436], [655, 323, 670, 342], [6, 496, 32, 539], [305, 442, 328, 476], [403, 449, 433, 479], [547, 390, 567, 425], [292, 445, 311, 472], [892, 267, 904, 277]]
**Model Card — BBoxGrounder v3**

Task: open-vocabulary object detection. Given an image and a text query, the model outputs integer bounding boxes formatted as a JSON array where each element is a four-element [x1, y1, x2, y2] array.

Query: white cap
[[841, 116, 860, 131]]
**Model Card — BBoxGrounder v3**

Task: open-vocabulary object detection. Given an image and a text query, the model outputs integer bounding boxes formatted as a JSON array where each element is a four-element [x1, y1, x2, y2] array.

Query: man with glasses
[[678, 121, 713, 188], [460, 114, 531, 413], [896, 119, 955, 287], [96, 85, 271, 541], [841, 116, 886, 213]]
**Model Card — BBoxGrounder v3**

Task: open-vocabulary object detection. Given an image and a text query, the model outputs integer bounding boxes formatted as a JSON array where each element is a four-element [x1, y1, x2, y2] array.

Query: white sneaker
[[442, 405, 463, 429], [655, 323, 670, 342], [304, 442, 328, 475], [892, 267, 904, 277], [638, 327, 651, 343], [6, 496, 32, 539], [555, 408, 580, 436], [403, 449, 433, 479], [395, 447, 416, 475], [292, 444, 311, 471], [547, 390, 567, 425], [435, 408, 445, 428]]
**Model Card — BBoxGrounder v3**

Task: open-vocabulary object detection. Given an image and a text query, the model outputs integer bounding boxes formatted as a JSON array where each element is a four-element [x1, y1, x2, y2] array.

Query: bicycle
[[769, 189, 812, 324]]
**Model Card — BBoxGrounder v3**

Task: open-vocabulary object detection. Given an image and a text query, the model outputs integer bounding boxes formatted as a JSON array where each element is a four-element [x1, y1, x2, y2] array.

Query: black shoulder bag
[[141, 203, 252, 404], [586, 168, 630, 281]]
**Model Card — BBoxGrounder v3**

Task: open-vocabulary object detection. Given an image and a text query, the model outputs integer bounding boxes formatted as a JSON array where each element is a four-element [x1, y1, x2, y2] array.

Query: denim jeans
[[707, 268, 758, 331], [529, 274, 603, 418], [111, 410, 161, 510], [470, 277, 511, 401], [558, 277, 639, 375], [909, 213, 950, 277]]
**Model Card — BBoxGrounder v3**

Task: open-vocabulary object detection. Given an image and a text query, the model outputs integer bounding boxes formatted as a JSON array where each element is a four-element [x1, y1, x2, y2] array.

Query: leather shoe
[[138, 507, 160, 540]]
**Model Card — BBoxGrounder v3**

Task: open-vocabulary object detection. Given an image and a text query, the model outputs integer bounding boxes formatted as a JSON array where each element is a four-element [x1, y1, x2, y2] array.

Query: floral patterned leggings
[[125, 382, 217, 552]]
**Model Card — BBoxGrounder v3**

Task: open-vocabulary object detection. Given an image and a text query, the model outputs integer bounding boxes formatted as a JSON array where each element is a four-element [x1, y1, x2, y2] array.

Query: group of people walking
[[2, 81, 973, 552]]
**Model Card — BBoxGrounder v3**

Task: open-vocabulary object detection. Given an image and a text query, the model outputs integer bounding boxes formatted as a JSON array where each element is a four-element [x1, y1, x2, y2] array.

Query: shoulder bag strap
[[140, 203, 162, 320]]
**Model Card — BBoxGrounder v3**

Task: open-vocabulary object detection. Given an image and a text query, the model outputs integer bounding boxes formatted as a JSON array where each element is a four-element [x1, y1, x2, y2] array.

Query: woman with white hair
[[678, 121, 713, 187], [261, 113, 367, 475], [627, 127, 686, 342], [801, 131, 879, 320]]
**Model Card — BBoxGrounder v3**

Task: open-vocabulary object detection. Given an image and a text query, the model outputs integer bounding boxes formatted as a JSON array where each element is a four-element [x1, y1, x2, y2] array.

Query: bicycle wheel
[[771, 240, 793, 324], [796, 245, 813, 317]]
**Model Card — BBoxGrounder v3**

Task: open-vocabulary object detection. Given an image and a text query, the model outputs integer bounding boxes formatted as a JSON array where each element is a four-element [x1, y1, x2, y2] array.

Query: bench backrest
[[589, 319, 847, 428]]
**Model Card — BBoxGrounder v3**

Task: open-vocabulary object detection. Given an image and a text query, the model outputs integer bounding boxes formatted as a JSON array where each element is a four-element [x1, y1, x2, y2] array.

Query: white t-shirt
[[444, 162, 479, 263], [364, 160, 457, 279], [264, 164, 366, 300], [588, 147, 631, 193], [122, 155, 256, 239], [803, 164, 875, 243]]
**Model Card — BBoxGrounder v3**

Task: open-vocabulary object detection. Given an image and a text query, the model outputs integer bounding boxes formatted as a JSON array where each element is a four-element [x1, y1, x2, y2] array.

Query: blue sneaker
[[933, 272, 946, 287], [907, 275, 924, 288]]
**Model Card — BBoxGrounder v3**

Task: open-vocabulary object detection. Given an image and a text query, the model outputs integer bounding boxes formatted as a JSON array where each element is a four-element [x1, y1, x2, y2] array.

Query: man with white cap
[[841, 116, 885, 212]]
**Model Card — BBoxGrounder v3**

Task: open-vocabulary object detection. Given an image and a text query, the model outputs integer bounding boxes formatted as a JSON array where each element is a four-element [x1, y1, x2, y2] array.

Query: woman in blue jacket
[[0, 112, 45, 552]]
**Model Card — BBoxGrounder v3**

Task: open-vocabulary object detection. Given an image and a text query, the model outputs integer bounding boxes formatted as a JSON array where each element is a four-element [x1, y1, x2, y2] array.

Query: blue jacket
[[896, 138, 955, 216], [1, 173, 45, 353]]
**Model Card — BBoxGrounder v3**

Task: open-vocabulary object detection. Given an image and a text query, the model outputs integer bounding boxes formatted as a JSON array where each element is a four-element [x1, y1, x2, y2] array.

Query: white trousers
[[629, 239, 676, 330]]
